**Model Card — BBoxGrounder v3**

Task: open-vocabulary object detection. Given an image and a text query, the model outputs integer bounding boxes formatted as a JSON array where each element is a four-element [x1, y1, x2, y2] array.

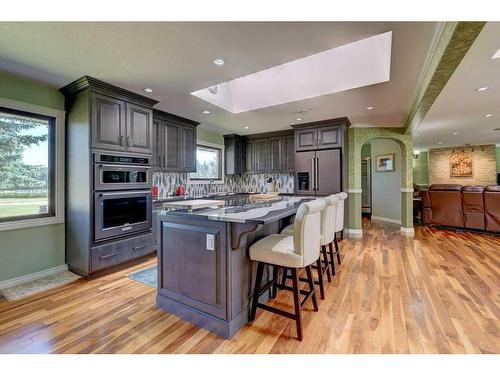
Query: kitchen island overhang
[[155, 195, 314, 339]]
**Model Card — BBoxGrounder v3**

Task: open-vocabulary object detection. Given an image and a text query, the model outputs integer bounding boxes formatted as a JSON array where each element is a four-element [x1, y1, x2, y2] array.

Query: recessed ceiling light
[[438, 142, 443, 145], [296, 118, 302, 121], [453, 131, 459, 135], [213, 58, 225, 66], [144, 88, 153, 93], [202, 110, 211, 114], [366, 106, 374, 110], [485, 114, 493, 118], [244, 126, 249, 129], [475, 86, 489, 92]]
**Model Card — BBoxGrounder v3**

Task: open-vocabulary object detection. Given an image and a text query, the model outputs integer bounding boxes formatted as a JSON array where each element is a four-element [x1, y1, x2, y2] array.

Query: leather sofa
[[421, 184, 500, 233]]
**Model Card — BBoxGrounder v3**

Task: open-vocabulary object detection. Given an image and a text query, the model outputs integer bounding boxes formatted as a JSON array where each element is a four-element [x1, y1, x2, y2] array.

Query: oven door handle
[[96, 164, 151, 169], [98, 191, 152, 197]]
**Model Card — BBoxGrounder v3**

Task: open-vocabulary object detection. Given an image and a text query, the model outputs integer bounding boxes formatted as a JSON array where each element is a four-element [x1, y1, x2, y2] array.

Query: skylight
[[191, 31, 392, 113]]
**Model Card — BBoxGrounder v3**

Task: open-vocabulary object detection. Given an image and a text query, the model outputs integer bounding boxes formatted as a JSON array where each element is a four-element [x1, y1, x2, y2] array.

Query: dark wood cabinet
[[224, 134, 245, 175], [180, 126, 196, 172], [253, 140, 269, 173], [244, 141, 254, 173], [269, 138, 281, 172], [317, 126, 341, 149], [91, 93, 126, 151], [228, 130, 294, 175], [295, 128, 317, 151], [153, 110, 199, 173], [164, 123, 180, 170], [282, 135, 295, 172], [125, 103, 153, 154]]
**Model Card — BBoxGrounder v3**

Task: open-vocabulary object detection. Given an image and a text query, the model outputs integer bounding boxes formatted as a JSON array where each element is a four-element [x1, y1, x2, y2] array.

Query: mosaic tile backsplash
[[153, 171, 294, 199]]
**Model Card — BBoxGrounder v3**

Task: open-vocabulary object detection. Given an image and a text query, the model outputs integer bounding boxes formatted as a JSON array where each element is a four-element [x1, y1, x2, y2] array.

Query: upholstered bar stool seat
[[249, 235, 302, 268], [249, 198, 325, 341], [280, 223, 294, 235]]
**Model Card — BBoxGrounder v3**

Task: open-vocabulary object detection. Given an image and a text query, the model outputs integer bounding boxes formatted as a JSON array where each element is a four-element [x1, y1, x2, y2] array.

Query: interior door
[[294, 151, 316, 194], [316, 148, 341, 195]]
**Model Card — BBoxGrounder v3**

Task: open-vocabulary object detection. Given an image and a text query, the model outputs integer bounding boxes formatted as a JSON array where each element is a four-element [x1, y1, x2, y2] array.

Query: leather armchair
[[484, 185, 500, 232], [428, 184, 464, 228]]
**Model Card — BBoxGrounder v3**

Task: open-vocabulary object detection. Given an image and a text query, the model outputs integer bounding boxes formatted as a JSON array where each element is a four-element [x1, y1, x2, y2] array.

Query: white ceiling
[[0, 22, 438, 135], [414, 22, 500, 150]]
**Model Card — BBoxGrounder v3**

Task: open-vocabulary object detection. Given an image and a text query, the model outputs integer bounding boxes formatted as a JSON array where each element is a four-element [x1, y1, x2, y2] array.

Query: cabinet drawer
[[91, 233, 154, 272]]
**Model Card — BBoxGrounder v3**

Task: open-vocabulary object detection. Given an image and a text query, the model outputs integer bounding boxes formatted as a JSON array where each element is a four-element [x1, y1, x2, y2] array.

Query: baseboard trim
[[371, 216, 402, 225], [345, 228, 363, 237], [400, 227, 415, 236], [0, 264, 68, 290]]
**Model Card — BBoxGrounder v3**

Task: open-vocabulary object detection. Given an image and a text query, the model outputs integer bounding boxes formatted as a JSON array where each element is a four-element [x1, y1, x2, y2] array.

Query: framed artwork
[[450, 150, 473, 177], [375, 153, 395, 172]]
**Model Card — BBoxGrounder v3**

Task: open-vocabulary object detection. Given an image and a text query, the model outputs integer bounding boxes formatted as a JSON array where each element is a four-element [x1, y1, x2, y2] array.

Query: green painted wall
[[371, 139, 402, 222], [0, 71, 64, 110], [346, 127, 413, 231], [197, 127, 224, 145], [0, 70, 65, 282], [413, 150, 429, 186]]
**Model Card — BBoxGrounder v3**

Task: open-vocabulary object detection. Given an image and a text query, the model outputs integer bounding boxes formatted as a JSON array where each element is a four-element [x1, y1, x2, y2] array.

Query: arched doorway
[[346, 128, 413, 236]]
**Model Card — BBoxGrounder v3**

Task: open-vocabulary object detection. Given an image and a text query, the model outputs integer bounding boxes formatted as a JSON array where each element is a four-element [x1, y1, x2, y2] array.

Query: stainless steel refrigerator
[[294, 149, 341, 195]]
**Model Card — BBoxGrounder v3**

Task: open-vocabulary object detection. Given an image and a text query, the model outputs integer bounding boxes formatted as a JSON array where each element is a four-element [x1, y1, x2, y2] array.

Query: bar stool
[[249, 199, 326, 341], [329, 192, 347, 275], [280, 195, 338, 299]]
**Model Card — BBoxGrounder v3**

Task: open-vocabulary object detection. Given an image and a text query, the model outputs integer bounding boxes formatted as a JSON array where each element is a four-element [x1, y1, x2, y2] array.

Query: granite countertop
[[157, 194, 314, 224]]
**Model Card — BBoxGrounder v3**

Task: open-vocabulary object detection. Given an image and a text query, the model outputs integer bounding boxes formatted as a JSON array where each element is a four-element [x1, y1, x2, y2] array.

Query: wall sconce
[[413, 150, 420, 159]]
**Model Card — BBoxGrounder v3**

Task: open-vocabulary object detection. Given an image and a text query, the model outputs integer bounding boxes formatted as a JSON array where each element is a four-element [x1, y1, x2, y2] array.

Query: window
[[188, 143, 224, 182], [0, 106, 55, 223]]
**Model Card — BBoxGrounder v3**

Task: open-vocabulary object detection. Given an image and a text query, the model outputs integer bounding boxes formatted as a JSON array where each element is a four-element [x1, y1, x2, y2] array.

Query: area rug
[[128, 266, 157, 288], [0, 270, 81, 301]]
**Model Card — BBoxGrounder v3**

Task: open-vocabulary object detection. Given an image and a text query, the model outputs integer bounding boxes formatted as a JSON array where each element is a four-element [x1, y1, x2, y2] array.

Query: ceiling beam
[[405, 21, 486, 135]]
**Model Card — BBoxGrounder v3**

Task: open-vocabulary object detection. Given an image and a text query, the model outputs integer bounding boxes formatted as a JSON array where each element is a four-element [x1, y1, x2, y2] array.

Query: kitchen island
[[156, 194, 313, 338]]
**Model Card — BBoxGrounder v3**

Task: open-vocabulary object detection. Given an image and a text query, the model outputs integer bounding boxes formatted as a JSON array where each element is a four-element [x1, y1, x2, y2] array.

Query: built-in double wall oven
[[93, 152, 152, 242]]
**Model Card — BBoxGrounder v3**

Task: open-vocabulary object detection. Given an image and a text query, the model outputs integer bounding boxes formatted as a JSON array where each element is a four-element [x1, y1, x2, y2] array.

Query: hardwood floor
[[1, 220, 499, 354]]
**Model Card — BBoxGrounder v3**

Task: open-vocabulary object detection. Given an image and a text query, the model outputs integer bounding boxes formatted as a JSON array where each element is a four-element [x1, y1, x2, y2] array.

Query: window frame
[[0, 97, 65, 231], [187, 141, 225, 185]]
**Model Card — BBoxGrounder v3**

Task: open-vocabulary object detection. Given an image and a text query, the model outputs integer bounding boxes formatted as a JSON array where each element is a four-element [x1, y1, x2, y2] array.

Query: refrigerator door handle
[[316, 157, 319, 193], [311, 158, 316, 191]]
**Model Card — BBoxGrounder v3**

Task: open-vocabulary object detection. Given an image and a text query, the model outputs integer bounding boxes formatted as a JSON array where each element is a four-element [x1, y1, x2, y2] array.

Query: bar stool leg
[[321, 245, 332, 282], [315, 258, 325, 300], [305, 265, 319, 311], [270, 266, 278, 299], [334, 236, 341, 264], [291, 269, 303, 341], [329, 242, 336, 276], [280, 267, 288, 288], [250, 262, 265, 321]]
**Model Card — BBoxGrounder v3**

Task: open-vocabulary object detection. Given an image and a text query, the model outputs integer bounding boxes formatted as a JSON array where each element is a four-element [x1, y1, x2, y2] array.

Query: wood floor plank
[[0, 220, 498, 354]]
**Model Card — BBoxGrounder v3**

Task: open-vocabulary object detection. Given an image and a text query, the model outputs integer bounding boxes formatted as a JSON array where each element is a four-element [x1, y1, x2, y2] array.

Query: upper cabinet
[[126, 103, 153, 154], [153, 110, 199, 173], [293, 118, 350, 152], [91, 93, 126, 151], [223, 134, 245, 175], [61, 76, 158, 155], [226, 130, 294, 175]]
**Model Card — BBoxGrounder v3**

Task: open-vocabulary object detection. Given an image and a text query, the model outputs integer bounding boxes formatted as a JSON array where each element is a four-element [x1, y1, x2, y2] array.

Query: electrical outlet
[[206, 234, 215, 251]]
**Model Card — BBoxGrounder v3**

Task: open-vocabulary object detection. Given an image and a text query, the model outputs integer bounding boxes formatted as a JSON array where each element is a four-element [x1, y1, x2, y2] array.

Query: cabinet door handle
[[316, 157, 320, 192], [163, 155, 166, 168], [99, 252, 118, 260], [132, 244, 147, 252]]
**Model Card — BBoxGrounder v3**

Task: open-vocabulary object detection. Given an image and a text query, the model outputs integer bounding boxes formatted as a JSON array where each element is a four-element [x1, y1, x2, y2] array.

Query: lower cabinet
[[90, 233, 154, 272], [159, 219, 227, 319]]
